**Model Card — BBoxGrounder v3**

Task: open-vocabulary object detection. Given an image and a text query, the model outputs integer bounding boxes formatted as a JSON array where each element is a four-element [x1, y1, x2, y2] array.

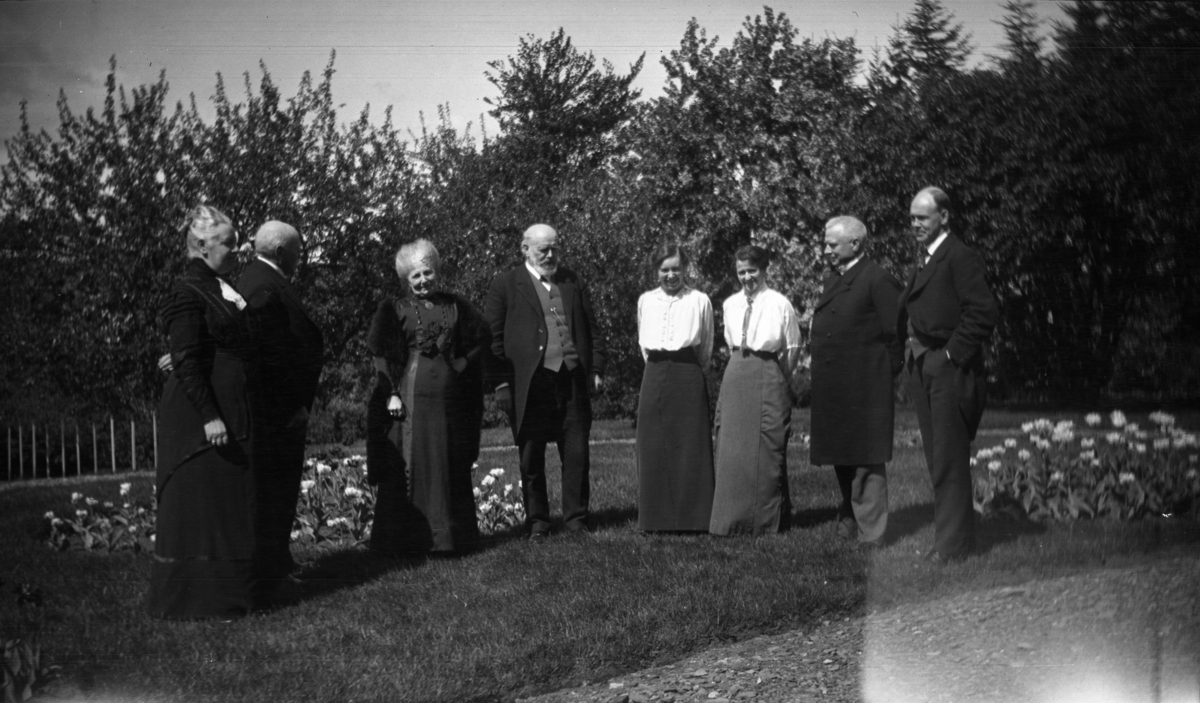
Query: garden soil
[[518, 552, 1200, 703]]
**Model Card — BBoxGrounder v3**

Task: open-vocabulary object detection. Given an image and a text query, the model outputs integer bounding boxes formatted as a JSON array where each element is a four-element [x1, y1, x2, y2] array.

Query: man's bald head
[[254, 220, 303, 277]]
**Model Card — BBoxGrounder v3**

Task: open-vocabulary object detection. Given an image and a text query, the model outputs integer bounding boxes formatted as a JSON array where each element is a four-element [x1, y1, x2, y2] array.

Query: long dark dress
[[366, 292, 487, 553], [636, 347, 715, 531], [148, 258, 257, 620]]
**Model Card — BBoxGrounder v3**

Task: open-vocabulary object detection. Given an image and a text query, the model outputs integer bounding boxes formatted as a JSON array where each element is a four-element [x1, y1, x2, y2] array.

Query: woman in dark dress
[[635, 243, 715, 532], [149, 205, 257, 620], [366, 239, 487, 553]]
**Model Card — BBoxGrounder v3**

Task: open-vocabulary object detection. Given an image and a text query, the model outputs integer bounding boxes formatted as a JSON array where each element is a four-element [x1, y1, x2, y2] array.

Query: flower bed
[[974, 410, 1200, 521], [46, 456, 525, 553]]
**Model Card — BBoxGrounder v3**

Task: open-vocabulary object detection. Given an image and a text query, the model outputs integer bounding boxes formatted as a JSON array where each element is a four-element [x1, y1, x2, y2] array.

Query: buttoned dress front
[[635, 286, 715, 532]]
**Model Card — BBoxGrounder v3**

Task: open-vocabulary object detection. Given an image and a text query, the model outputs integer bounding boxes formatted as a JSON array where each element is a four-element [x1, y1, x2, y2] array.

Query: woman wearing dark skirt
[[710, 245, 803, 536], [366, 239, 488, 554], [636, 243, 715, 532], [149, 205, 257, 620]]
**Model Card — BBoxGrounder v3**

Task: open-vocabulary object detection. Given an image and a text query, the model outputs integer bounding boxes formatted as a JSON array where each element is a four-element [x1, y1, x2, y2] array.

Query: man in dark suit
[[810, 216, 903, 547], [484, 224, 605, 539], [898, 187, 998, 563], [240, 220, 324, 594]]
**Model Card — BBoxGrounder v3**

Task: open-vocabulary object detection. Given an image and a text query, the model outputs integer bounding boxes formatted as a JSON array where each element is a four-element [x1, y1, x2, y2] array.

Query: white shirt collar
[[839, 255, 863, 275], [926, 232, 949, 257], [257, 255, 286, 278]]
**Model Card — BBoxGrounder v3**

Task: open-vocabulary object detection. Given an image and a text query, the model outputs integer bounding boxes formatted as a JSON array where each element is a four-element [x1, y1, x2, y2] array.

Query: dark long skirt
[[709, 351, 792, 536], [148, 353, 256, 620], [369, 352, 481, 553], [636, 348, 714, 531]]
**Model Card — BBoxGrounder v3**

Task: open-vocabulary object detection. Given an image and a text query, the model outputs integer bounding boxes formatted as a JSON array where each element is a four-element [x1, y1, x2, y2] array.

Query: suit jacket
[[238, 258, 325, 421], [809, 259, 903, 465], [897, 234, 998, 438], [896, 234, 998, 370], [484, 264, 605, 437]]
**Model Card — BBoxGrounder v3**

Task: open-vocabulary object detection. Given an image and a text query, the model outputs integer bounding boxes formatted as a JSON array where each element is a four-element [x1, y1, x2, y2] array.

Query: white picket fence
[[4, 414, 158, 482]]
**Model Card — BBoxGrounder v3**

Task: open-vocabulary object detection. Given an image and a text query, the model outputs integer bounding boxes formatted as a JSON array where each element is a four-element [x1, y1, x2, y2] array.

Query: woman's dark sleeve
[[367, 299, 407, 393], [164, 287, 221, 423], [454, 295, 491, 364]]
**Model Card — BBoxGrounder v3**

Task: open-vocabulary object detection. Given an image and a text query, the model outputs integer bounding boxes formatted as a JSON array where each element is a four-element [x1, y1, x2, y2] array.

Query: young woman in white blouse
[[710, 244, 803, 536], [635, 243, 716, 532]]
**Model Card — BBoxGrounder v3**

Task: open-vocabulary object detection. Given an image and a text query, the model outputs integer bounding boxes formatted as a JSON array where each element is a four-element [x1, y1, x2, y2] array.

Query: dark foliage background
[[2, 1, 1198, 442]]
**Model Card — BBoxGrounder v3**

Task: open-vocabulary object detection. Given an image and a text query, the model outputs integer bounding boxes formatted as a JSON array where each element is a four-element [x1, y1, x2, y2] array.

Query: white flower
[[1091, 459, 1101, 467], [1034, 419, 1055, 432], [1052, 426, 1075, 443], [44, 511, 55, 520], [1135, 443, 1147, 454], [150, 535, 155, 542], [119, 482, 132, 496], [1110, 410, 1127, 428], [1079, 450, 1095, 461], [504, 483, 514, 494], [1186, 468, 1198, 479], [1018, 449, 1032, 461], [1106, 432, 1123, 444], [1004, 438, 1018, 448], [1149, 411, 1176, 427], [71, 492, 83, 503], [290, 530, 302, 541], [300, 479, 315, 493], [85, 497, 99, 506], [976, 448, 993, 460], [1118, 472, 1135, 484], [992, 445, 1007, 455], [1124, 422, 1140, 434], [316, 463, 332, 475], [1021, 422, 1035, 433], [1036, 439, 1052, 451], [1085, 413, 1102, 427], [1050, 471, 1063, 482], [1153, 438, 1170, 450], [970, 458, 978, 467], [987, 460, 1002, 472], [128, 525, 137, 533], [75, 510, 87, 518], [344, 486, 363, 498], [1080, 438, 1095, 448], [1029, 434, 1041, 444], [473, 487, 482, 498], [488, 468, 505, 477], [50, 517, 62, 526], [481, 475, 496, 487]]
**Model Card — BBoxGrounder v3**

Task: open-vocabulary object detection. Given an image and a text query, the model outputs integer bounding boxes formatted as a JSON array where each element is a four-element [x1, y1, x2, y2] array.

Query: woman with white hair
[[366, 239, 489, 553], [148, 204, 257, 620]]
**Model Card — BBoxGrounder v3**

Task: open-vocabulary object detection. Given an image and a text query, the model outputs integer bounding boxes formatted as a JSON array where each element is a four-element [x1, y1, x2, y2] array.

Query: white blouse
[[637, 286, 714, 367], [722, 287, 804, 389]]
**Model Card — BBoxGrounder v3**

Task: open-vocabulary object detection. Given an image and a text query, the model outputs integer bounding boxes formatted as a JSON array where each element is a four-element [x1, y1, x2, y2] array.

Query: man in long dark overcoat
[[810, 216, 903, 546], [484, 224, 605, 538], [240, 221, 324, 595]]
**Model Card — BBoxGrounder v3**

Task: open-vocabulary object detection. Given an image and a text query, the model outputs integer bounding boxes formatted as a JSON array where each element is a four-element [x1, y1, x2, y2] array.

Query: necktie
[[741, 297, 753, 351], [920, 251, 930, 270]]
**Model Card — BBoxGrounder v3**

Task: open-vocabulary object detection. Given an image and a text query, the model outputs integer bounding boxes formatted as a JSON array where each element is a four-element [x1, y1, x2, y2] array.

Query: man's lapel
[[909, 236, 952, 297], [556, 272, 575, 323], [516, 267, 543, 315]]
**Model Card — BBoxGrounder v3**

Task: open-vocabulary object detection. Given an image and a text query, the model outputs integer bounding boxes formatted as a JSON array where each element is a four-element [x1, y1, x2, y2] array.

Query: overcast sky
[[2, 0, 1068, 150]]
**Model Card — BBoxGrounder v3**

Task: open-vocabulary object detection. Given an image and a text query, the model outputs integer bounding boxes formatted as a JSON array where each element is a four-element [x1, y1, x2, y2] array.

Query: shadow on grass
[[887, 501, 934, 543], [591, 505, 638, 532], [977, 515, 1047, 553], [789, 506, 839, 530], [291, 530, 524, 605]]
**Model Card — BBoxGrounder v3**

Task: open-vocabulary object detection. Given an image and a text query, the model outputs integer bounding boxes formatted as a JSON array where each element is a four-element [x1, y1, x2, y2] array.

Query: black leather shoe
[[528, 531, 549, 543]]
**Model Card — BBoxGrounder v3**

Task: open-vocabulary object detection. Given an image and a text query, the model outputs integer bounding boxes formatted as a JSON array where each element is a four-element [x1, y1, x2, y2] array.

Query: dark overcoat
[[238, 258, 325, 419], [483, 264, 605, 438], [809, 258, 903, 465]]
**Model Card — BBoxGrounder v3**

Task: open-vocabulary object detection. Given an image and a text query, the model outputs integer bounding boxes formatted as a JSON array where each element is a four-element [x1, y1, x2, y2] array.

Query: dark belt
[[730, 347, 778, 361], [646, 347, 699, 363]]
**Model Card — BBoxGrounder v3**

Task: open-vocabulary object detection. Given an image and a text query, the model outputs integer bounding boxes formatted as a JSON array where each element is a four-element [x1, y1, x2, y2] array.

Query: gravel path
[[519, 554, 1200, 703]]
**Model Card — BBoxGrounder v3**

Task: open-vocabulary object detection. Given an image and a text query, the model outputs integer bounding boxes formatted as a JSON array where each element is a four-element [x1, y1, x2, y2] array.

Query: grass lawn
[[2, 408, 1198, 702]]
